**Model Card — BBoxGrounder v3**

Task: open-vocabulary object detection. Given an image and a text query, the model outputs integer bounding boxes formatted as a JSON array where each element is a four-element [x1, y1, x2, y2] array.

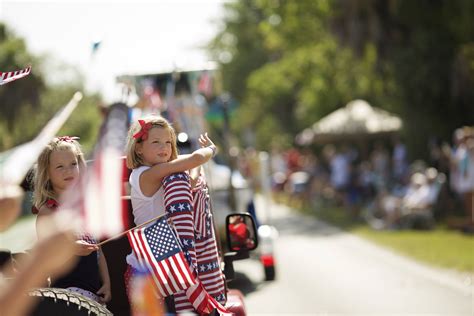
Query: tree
[[0, 22, 102, 154], [0, 23, 45, 148], [210, 0, 385, 150], [209, 0, 270, 101], [331, 0, 474, 157], [210, 0, 474, 158]]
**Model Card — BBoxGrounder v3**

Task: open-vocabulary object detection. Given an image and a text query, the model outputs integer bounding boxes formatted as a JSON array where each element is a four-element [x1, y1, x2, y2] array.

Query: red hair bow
[[133, 120, 152, 141], [31, 199, 59, 214], [57, 136, 79, 143], [46, 199, 59, 209]]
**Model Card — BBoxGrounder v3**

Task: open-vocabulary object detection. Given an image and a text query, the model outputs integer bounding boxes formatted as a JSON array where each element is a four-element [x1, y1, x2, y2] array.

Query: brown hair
[[33, 137, 86, 209], [125, 115, 178, 169]]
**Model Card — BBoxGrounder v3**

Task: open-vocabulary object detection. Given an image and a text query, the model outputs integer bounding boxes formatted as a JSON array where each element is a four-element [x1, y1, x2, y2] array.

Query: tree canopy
[[0, 23, 102, 154], [209, 0, 474, 158]]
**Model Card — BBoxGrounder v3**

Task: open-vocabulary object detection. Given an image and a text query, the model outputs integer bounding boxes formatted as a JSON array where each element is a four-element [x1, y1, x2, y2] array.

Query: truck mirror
[[226, 213, 258, 252]]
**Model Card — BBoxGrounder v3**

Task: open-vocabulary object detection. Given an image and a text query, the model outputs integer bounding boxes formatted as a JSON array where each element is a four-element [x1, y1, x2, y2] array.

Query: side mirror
[[226, 213, 258, 252]]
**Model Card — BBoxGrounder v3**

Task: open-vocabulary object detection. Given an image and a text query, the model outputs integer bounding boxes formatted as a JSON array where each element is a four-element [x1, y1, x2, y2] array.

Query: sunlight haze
[[0, 0, 225, 102]]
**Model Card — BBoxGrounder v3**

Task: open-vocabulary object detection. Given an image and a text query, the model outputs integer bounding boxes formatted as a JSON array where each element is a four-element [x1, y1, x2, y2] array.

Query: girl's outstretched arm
[[139, 133, 217, 196]]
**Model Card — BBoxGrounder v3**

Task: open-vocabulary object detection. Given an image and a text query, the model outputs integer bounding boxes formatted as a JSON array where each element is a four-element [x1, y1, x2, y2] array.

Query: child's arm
[[0, 225, 77, 316], [189, 166, 202, 188], [96, 248, 111, 303], [140, 133, 217, 196]]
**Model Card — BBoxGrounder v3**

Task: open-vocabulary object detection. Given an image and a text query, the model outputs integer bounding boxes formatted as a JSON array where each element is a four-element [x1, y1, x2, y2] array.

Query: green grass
[[355, 226, 474, 272], [296, 199, 474, 273]]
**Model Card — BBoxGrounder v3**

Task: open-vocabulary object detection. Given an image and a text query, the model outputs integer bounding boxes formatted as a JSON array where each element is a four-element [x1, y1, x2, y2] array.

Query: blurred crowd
[[238, 126, 474, 232]]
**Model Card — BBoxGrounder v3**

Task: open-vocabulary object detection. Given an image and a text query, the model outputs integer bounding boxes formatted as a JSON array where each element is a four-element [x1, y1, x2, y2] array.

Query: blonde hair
[[33, 137, 86, 209], [125, 115, 178, 169]]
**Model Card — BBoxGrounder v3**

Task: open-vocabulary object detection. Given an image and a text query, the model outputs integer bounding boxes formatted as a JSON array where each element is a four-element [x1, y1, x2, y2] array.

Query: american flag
[[184, 279, 232, 315], [163, 173, 197, 269], [127, 217, 196, 297], [58, 103, 129, 239], [192, 174, 226, 303], [198, 70, 213, 98], [192, 176, 212, 238], [0, 66, 31, 85], [163, 172, 230, 315], [81, 103, 129, 238]]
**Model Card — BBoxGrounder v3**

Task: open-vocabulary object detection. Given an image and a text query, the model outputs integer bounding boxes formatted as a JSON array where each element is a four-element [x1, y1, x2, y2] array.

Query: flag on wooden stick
[[127, 217, 196, 297], [61, 103, 129, 239], [0, 66, 31, 85]]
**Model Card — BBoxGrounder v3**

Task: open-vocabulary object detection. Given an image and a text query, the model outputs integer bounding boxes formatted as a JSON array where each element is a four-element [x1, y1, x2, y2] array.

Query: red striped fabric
[[0, 66, 31, 85], [192, 174, 226, 305], [192, 176, 211, 238], [163, 172, 230, 315]]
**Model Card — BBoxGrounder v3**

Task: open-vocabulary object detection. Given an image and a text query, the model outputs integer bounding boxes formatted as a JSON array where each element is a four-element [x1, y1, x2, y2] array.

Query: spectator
[[329, 147, 350, 205], [270, 147, 288, 192], [371, 142, 390, 193], [458, 128, 474, 231], [392, 136, 408, 184]]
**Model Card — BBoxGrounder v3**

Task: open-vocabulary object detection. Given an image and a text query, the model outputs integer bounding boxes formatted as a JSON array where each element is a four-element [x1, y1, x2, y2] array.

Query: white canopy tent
[[296, 99, 403, 145]]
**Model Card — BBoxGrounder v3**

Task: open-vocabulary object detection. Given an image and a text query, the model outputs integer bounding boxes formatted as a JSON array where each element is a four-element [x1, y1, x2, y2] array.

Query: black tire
[[29, 288, 112, 316], [264, 265, 276, 281]]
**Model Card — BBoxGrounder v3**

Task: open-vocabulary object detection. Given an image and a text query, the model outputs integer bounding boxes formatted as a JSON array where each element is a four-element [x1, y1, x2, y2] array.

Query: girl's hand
[[97, 282, 111, 303], [198, 133, 215, 148], [75, 240, 99, 256], [199, 133, 217, 156]]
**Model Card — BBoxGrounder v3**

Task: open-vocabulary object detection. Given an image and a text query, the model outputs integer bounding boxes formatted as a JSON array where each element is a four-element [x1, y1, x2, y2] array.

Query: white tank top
[[129, 165, 165, 226], [127, 166, 166, 268]]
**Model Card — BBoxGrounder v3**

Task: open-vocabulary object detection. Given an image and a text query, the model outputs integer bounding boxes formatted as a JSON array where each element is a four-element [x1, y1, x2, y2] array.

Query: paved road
[[229, 197, 473, 315], [1, 200, 473, 315]]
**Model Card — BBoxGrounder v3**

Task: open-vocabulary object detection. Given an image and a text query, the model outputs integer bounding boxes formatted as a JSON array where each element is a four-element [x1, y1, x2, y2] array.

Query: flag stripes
[[192, 180, 210, 237], [163, 173, 198, 272], [193, 176, 227, 305], [162, 172, 230, 314], [82, 148, 126, 238], [126, 217, 196, 298], [0, 66, 31, 85]]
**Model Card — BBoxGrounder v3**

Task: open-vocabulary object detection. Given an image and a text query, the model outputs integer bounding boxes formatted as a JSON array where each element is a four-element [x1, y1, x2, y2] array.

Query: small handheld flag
[[0, 66, 31, 85], [127, 217, 196, 297]]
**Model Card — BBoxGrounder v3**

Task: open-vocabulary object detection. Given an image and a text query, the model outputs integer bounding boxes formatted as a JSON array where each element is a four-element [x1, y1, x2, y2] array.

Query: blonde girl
[[33, 136, 111, 304], [125, 115, 216, 226], [124, 115, 219, 312]]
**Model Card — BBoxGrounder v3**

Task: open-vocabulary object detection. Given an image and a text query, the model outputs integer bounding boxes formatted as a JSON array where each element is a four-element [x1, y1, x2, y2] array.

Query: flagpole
[[96, 213, 167, 246]]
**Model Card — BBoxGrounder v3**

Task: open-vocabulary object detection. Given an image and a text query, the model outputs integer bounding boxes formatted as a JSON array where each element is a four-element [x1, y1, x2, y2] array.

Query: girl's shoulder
[[133, 165, 151, 171], [130, 165, 150, 177], [130, 165, 151, 185]]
